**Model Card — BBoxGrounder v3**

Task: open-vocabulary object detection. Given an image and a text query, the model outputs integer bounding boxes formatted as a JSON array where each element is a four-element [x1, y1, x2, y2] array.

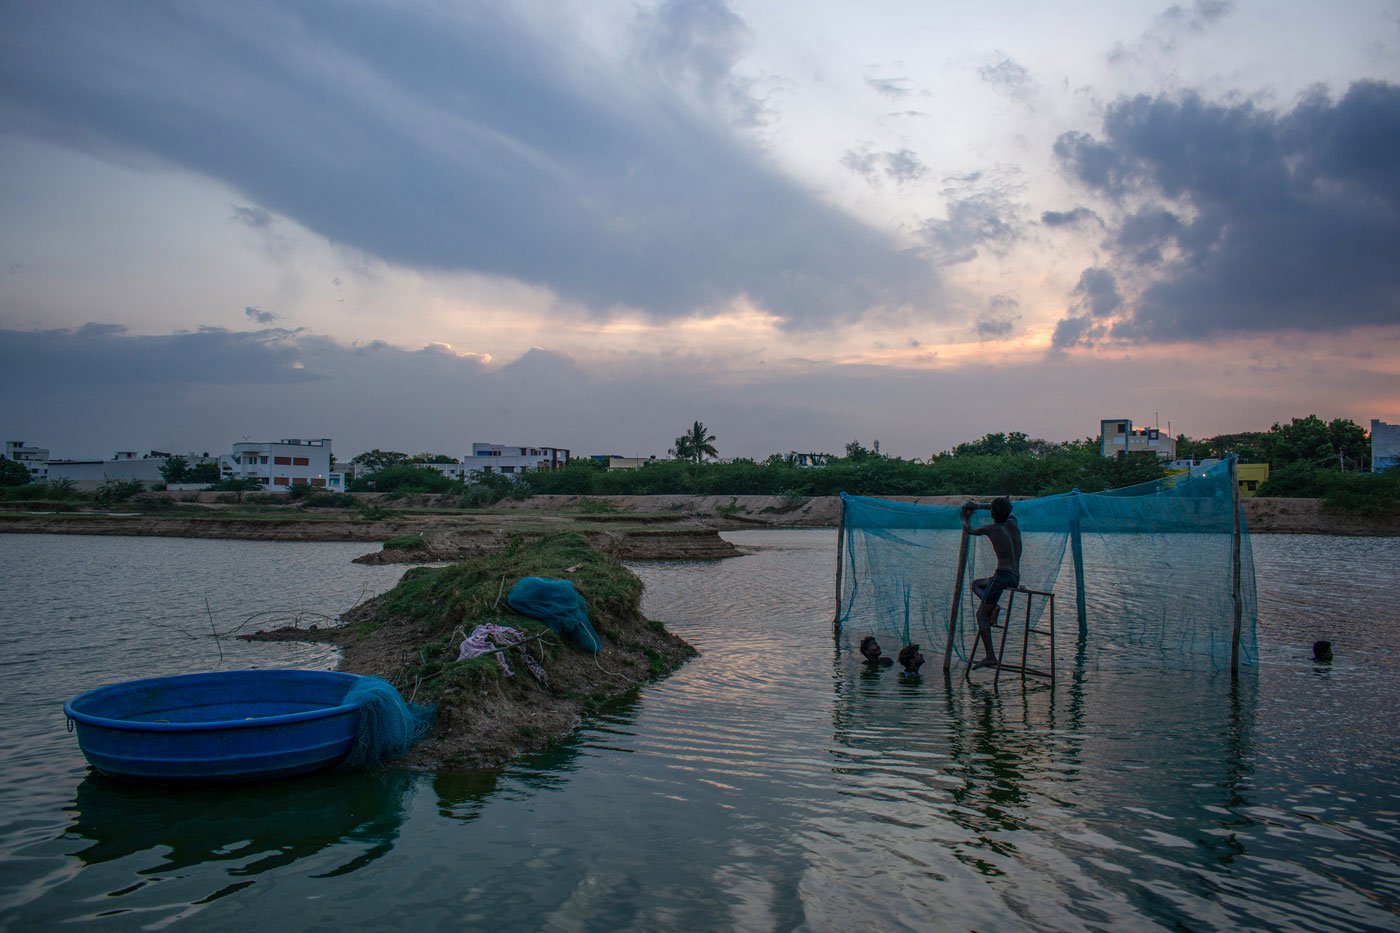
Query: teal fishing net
[[506, 577, 602, 653], [336, 676, 435, 771], [837, 458, 1257, 670]]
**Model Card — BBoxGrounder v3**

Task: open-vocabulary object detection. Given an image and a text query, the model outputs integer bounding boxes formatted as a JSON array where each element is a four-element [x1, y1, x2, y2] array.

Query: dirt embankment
[[2, 493, 1392, 547]]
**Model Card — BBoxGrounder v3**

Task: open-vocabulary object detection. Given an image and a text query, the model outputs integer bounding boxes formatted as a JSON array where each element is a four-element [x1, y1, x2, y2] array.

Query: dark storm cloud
[[0, 324, 323, 386], [0, 2, 937, 327], [974, 294, 1019, 338], [1050, 314, 1106, 350], [1053, 80, 1400, 340], [1040, 206, 1099, 228], [1071, 268, 1122, 318]]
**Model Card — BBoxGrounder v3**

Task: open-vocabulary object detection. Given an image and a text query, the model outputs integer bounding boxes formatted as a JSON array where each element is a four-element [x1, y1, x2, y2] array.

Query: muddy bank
[[2, 494, 1392, 545], [249, 533, 695, 769], [0, 511, 740, 559], [499, 494, 1400, 536], [352, 525, 739, 563]]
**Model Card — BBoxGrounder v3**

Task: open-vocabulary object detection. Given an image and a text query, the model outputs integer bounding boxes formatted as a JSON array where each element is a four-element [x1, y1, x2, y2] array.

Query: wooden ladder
[[965, 586, 1056, 687]]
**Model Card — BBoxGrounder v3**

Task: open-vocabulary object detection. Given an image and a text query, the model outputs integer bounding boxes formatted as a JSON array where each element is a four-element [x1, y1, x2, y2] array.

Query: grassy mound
[[323, 532, 695, 769]]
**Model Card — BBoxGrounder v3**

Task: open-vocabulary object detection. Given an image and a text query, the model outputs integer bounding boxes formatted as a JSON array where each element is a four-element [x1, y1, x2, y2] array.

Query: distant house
[[1165, 458, 1270, 497], [222, 438, 344, 492], [588, 454, 656, 470], [1100, 419, 1177, 461], [44, 447, 218, 489], [414, 443, 572, 481], [3, 440, 50, 482], [1373, 419, 1400, 473]]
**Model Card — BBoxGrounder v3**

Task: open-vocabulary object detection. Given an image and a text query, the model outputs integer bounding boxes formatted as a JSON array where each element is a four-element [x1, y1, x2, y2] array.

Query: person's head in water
[[1313, 640, 1333, 662], [991, 497, 1012, 523], [897, 643, 925, 675], [859, 635, 882, 663]]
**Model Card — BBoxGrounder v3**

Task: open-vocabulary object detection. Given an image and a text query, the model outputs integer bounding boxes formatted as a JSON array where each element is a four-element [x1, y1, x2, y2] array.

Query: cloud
[[1054, 80, 1400, 340], [1071, 268, 1122, 318], [0, 323, 324, 386], [841, 146, 928, 186], [3, 322, 1392, 460], [1050, 314, 1106, 350], [920, 184, 1023, 266], [978, 54, 1035, 102], [975, 294, 1020, 338], [636, 0, 765, 126], [0, 2, 938, 328], [244, 306, 280, 324], [1040, 206, 1099, 228], [1108, 0, 1234, 63], [866, 74, 915, 100], [230, 205, 272, 229]]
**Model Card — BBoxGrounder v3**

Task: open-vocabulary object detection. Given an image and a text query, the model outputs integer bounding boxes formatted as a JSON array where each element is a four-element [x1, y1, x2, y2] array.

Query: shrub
[[94, 479, 145, 506]]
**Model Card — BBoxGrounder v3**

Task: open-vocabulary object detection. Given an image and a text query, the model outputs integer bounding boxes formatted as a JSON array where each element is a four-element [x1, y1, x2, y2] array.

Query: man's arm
[[961, 501, 990, 536]]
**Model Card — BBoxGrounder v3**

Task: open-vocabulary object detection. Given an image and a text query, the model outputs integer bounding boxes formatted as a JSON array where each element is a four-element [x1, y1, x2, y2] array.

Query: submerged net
[[506, 577, 602, 653], [336, 676, 436, 771], [837, 458, 1257, 670]]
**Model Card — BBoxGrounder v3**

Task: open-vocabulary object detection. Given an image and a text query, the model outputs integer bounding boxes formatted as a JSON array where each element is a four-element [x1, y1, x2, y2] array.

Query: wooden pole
[[944, 527, 971, 674], [833, 496, 846, 639], [1070, 491, 1088, 639], [1230, 457, 1244, 675]]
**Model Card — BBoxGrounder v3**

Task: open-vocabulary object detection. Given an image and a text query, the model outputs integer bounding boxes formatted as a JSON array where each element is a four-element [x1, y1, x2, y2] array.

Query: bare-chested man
[[961, 496, 1021, 667]]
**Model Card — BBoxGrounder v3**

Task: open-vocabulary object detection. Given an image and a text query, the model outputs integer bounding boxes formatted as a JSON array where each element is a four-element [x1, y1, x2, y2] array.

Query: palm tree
[[673, 421, 718, 463]]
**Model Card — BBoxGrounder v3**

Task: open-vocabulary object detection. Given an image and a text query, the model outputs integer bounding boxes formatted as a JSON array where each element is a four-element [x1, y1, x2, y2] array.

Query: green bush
[[94, 479, 145, 506], [349, 465, 459, 494], [302, 491, 357, 508]]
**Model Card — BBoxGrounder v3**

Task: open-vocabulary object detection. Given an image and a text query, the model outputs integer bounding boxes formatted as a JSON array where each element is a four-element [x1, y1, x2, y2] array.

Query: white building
[[3, 440, 49, 482], [222, 438, 345, 492], [1100, 419, 1177, 460], [1373, 419, 1400, 472], [413, 443, 571, 481], [587, 454, 657, 470], [44, 448, 218, 489]]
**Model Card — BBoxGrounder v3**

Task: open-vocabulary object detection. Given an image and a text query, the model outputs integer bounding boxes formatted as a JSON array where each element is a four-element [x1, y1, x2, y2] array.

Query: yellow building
[[1167, 459, 1270, 497], [1236, 462, 1269, 497]]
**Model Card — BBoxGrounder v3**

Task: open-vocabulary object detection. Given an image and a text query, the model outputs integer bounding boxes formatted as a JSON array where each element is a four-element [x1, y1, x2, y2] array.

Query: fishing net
[[336, 675, 436, 771], [506, 577, 602, 653], [837, 458, 1257, 671]]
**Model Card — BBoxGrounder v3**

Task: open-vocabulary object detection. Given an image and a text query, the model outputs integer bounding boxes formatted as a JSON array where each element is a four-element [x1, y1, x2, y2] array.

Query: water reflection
[[68, 768, 414, 880]]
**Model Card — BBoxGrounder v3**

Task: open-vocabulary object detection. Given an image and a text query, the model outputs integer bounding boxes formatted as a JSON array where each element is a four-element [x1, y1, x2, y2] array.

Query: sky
[[2, 0, 1399, 461]]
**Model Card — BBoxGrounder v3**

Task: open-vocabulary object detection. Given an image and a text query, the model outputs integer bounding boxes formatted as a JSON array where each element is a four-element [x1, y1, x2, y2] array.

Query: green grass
[[383, 533, 425, 550], [374, 532, 643, 639]]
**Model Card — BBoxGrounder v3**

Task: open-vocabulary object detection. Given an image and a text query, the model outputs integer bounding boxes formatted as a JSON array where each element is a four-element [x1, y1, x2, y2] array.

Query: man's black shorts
[[981, 569, 1020, 606]]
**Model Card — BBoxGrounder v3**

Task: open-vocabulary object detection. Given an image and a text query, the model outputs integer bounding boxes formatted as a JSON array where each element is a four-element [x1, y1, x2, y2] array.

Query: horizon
[[3, 1, 1398, 458]]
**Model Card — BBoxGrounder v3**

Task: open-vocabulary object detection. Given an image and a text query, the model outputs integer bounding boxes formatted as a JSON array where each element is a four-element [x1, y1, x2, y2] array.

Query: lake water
[[1, 531, 1398, 931]]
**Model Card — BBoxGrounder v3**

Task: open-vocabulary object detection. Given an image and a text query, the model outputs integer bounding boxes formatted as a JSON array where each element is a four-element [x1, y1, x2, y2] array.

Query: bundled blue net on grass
[[836, 458, 1257, 671], [336, 675, 436, 771], [507, 577, 602, 653]]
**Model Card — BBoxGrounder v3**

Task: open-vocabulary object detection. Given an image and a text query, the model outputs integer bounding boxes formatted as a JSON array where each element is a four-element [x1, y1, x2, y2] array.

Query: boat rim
[[64, 669, 363, 733]]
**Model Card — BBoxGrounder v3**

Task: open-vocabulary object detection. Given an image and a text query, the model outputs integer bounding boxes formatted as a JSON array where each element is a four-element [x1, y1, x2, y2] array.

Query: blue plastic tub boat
[[64, 669, 363, 783]]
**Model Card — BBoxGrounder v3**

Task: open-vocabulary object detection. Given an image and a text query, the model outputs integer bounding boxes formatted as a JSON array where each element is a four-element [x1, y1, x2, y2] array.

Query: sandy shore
[[1, 495, 1394, 554]]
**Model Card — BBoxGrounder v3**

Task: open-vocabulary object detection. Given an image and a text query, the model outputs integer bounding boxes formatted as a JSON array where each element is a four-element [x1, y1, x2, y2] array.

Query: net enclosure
[[835, 458, 1258, 672]]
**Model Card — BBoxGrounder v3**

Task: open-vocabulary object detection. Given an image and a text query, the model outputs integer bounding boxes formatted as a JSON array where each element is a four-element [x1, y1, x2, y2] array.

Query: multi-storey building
[[3, 441, 49, 482], [1099, 418, 1177, 461], [222, 438, 345, 491], [1373, 419, 1400, 473]]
